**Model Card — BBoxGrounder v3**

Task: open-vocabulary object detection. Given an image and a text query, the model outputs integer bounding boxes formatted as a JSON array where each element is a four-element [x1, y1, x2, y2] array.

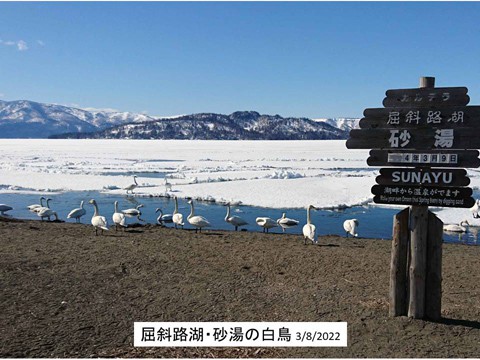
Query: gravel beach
[[1, 217, 479, 358]]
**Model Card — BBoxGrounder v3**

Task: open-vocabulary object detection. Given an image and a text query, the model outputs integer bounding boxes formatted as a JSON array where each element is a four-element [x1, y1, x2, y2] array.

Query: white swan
[[276, 213, 299, 233], [34, 198, 51, 214], [187, 199, 211, 233], [172, 196, 184, 229], [225, 203, 248, 231], [155, 208, 173, 226], [343, 219, 359, 237], [112, 201, 126, 231], [302, 205, 319, 245], [124, 175, 138, 194], [0, 204, 13, 215], [471, 199, 480, 219], [89, 199, 109, 235], [28, 196, 45, 211], [443, 220, 470, 233], [122, 204, 144, 217], [256, 217, 278, 233], [37, 198, 55, 221], [37, 208, 59, 221], [165, 176, 172, 192], [67, 200, 86, 223]]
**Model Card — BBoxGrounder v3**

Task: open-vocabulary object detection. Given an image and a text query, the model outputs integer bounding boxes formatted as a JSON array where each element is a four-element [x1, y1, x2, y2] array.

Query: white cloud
[[17, 40, 28, 51], [37, 40, 45, 46], [0, 93, 5, 98], [0, 39, 29, 51]]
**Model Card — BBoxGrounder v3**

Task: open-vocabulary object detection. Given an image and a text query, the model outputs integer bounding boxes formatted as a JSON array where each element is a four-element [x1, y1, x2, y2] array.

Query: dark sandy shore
[[1, 217, 479, 358]]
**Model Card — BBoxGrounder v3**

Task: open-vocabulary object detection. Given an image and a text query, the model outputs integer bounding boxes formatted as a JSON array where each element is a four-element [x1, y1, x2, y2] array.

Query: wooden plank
[[426, 211, 443, 321], [347, 128, 480, 150], [408, 206, 429, 318], [373, 192, 475, 208], [372, 184, 472, 198], [360, 106, 480, 129], [376, 168, 470, 187], [389, 207, 410, 317], [383, 87, 469, 107], [367, 150, 480, 168]]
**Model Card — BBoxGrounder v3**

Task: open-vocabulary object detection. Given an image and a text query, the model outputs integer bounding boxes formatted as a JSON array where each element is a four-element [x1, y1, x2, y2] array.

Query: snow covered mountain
[[0, 99, 358, 139], [52, 111, 349, 140], [312, 118, 360, 132], [0, 100, 157, 138]]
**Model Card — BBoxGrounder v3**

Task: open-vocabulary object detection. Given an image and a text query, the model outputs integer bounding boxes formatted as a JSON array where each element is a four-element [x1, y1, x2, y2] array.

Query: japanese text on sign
[[388, 129, 455, 149], [387, 152, 458, 164], [134, 322, 347, 347], [386, 110, 463, 126]]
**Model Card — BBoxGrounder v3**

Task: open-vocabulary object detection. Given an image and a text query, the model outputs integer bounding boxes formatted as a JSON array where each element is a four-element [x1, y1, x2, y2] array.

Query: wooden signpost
[[347, 128, 480, 150], [367, 150, 480, 168], [375, 168, 470, 187], [361, 106, 480, 129], [382, 87, 469, 107], [346, 76, 480, 320], [372, 185, 474, 208]]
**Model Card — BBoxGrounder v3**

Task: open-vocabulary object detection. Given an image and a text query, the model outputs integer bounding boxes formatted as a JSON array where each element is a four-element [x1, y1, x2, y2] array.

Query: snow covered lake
[[0, 139, 479, 244]]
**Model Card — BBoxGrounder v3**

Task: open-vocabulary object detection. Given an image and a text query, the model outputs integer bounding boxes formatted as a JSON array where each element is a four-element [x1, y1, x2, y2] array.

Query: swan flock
[[5, 191, 368, 242]]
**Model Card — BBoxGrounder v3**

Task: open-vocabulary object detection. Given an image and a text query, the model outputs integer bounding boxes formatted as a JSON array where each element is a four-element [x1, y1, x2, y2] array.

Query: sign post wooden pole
[[389, 208, 409, 316], [408, 77, 434, 319], [346, 76, 477, 320], [426, 211, 443, 320]]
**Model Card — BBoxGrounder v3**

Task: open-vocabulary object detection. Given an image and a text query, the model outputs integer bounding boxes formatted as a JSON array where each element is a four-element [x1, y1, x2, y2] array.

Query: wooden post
[[408, 76, 434, 319], [389, 207, 410, 316], [419, 76, 435, 88], [426, 211, 443, 320], [408, 205, 429, 318]]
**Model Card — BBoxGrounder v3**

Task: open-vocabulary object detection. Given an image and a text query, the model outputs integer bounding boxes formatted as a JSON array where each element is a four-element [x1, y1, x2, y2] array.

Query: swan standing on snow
[[67, 200, 86, 223], [443, 220, 470, 233], [225, 203, 248, 231], [124, 175, 138, 194], [0, 204, 13, 216], [112, 201, 126, 231], [28, 197, 45, 212], [256, 217, 278, 233], [471, 199, 480, 219], [165, 176, 172, 192], [155, 208, 173, 226], [343, 219, 359, 237], [89, 199, 109, 235], [276, 213, 299, 233], [187, 199, 211, 233], [303, 205, 319, 245], [172, 196, 184, 229]]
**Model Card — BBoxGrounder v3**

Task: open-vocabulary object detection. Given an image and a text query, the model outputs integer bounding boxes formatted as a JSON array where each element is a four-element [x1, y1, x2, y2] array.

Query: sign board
[[347, 128, 480, 150], [375, 168, 470, 187], [371, 184, 474, 208], [382, 87, 469, 108], [367, 150, 480, 168], [360, 106, 480, 129], [346, 81, 478, 209]]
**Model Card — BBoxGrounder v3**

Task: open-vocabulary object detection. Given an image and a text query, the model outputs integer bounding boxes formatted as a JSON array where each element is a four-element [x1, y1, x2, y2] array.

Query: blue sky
[[1, 1, 480, 118]]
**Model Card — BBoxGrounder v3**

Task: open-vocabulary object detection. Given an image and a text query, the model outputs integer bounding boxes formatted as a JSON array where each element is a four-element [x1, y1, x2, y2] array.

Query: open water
[[1, 191, 478, 245]]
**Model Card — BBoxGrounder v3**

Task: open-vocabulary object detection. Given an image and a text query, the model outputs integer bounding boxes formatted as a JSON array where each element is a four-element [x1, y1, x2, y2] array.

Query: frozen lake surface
[[0, 139, 479, 244]]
